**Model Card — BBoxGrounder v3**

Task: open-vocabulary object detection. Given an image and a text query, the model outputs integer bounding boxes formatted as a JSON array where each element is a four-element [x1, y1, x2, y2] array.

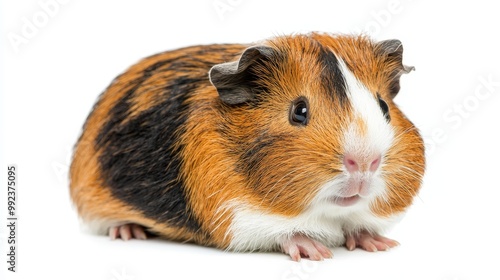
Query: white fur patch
[[338, 58, 395, 160]]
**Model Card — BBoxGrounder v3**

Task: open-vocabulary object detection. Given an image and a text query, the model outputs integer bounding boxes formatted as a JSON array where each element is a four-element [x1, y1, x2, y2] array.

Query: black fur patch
[[317, 46, 348, 104], [239, 130, 276, 176], [232, 128, 288, 192], [96, 72, 203, 231]]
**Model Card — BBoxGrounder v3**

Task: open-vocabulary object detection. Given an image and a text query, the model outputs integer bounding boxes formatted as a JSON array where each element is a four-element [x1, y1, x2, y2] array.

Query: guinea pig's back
[[69, 44, 246, 239]]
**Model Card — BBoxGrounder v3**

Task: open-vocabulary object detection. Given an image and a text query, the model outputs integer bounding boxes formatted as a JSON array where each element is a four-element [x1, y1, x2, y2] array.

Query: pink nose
[[343, 154, 382, 173]]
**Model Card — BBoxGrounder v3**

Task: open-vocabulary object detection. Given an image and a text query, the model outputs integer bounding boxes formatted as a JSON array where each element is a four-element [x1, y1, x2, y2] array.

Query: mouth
[[329, 195, 361, 207]]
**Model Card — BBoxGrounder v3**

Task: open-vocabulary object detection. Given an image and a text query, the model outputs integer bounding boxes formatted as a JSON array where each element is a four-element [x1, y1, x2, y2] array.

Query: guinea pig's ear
[[209, 45, 274, 105], [376, 39, 415, 99]]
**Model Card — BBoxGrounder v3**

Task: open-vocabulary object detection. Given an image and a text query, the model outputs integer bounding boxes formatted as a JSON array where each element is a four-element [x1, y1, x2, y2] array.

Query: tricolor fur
[[70, 33, 425, 252]]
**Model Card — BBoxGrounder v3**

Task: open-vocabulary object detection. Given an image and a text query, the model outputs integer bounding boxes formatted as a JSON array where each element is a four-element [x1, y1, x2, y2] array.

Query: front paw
[[280, 234, 333, 261], [345, 230, 399, 252]]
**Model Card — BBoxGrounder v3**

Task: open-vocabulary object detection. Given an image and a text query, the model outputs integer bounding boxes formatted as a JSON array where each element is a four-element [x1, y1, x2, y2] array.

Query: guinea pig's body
[[70, 33, 425, 261]]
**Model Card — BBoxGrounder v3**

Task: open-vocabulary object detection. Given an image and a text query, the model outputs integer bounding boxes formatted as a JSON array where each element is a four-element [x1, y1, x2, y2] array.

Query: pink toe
[[312, 240, 333, 259], [109, 226, 119, 240], [299, 240, 323, 260], [289, 245, 301, 262], [131, 224, 147, 240], [361, 240, 378, 252], [119, 224, 132, 240], [345, 235, 356, 251], [374, 235, 400, 248], [308, 251, 323, 261]]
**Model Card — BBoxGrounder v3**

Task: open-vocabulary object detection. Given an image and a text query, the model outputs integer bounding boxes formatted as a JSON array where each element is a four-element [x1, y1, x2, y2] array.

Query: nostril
[[343, 155, 359, 172], [369, 155, 382, 172]]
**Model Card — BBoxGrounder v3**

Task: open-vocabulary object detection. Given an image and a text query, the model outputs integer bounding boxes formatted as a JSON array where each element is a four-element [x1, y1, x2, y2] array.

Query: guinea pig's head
[[209, 34, 425, 218]]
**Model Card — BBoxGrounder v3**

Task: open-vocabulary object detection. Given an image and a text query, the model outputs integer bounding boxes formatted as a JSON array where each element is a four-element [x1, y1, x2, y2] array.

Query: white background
[[1, 1, 499, 279]]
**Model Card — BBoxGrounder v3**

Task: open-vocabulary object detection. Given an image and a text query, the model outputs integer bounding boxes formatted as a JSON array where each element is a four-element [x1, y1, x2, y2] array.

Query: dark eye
[[377, 95, 390, 122], [289, 97, 309, 126]]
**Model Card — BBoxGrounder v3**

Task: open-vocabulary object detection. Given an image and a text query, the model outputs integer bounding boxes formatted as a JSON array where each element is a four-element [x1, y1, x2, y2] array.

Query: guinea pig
[[69, 33, 425, 261]]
